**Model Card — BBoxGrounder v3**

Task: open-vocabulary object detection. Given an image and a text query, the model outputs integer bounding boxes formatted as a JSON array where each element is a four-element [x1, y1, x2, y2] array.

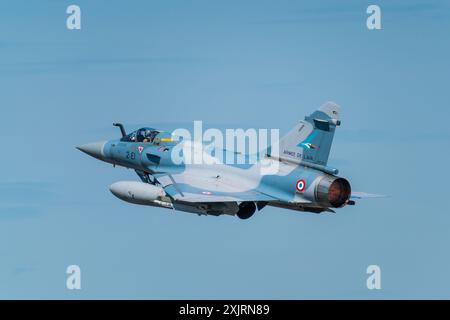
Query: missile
[[109, 181, 172, 208]]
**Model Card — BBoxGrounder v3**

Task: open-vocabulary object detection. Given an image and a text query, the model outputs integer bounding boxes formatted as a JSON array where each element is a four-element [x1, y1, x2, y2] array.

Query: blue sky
[[0, 0, 449, 299]]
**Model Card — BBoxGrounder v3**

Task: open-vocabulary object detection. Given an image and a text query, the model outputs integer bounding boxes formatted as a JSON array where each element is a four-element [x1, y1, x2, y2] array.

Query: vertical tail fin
[[270, 102, 341, 166]]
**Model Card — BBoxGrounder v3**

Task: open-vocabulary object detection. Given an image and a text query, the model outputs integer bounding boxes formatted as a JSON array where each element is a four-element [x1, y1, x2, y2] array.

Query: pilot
[[136, 130, 146, 142], [143, 129, 157, 143]]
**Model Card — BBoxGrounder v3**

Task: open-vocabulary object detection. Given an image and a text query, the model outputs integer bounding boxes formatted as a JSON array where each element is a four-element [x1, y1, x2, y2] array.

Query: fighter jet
[[77, 102, 382, 219]]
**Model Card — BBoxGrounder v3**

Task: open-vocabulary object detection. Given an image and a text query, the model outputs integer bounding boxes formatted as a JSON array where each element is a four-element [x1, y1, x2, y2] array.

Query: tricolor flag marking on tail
[[297, 131, 319, 150], [302, 143, 318, 149]]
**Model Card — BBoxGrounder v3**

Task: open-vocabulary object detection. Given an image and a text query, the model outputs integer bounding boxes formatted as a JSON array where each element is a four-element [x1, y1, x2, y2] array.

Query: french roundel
[[296, 179, 306, 192]]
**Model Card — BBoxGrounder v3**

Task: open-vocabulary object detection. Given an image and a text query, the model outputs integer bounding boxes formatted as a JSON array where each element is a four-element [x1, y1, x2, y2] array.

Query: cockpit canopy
[[120, 127, 160, 143]]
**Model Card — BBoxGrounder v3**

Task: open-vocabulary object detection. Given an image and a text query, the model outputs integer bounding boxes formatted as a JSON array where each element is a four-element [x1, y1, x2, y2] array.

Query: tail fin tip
[[318, 101, 341, 120]]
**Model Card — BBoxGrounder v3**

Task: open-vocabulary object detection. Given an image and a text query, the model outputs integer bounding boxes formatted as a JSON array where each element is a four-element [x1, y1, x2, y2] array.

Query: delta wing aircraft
[[77, 102, 382, 219]]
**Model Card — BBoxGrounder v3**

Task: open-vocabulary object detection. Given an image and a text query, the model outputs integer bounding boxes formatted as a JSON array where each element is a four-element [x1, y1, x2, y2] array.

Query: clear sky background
[[0, 0, 449, 299]]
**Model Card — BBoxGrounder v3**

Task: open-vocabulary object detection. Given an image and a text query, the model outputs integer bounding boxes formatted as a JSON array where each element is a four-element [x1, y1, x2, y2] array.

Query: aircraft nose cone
[[76, 141, 107, 160]]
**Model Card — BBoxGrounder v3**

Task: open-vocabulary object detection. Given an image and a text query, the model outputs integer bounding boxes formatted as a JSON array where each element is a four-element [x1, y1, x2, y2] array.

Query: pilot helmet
[[144, 129, 153, 137]]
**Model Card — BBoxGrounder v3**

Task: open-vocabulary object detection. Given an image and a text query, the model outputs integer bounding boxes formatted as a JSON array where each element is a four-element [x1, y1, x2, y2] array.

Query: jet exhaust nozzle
[[316, 176, 351, 208]]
